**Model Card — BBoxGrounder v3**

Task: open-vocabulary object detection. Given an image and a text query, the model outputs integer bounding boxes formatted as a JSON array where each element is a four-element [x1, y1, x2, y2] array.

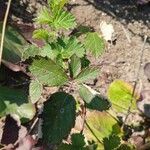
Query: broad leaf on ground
[[29, 57, 68, 86], [75, 67, 99, 83], [0, 86, 35, 122], [84, 111, 121, 149], [42, 92, 76, 144], [69, 54, 81, 78], [79, 84, 111, 111], [107, 80, 140, 113], [0, 23, 27, 63], [29, 80, 43, 104], [84, 32, 105, 57]]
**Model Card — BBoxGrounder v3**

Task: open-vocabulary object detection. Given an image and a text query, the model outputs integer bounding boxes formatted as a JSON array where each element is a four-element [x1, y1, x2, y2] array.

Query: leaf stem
[[0, 0, 12, 65]]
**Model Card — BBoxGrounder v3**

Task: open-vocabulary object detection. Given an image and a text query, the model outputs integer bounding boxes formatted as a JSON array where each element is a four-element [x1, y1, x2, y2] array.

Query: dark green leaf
[[0, 86, 35, 122], [75, 67, 99, 83], [0, 23, 27, 63], [42, 92, 76, 144], [84, 32, 105, 57], [79, 84, 110, 111], [29, 57, 68, 86], [103, 134, 121, 150], [69, 54, 81, 78]]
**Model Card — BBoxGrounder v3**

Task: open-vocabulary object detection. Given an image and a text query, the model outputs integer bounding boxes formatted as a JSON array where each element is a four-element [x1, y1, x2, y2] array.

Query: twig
[[0, 0, 12, 65], [121, 25, 131, 43], [122, 35, 147, 129]]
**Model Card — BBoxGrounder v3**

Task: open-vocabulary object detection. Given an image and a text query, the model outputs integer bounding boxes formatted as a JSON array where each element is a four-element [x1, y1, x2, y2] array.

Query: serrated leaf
[[33, 29, 49, 41], [69, 54, 81, 78], [22, 44, 40, 60], [0, 23, 27, 63], [0, 86, 35, 122], [103, 134, 121, 150], [79, 84, 110, 111], [75, 67, 99, 83], [84, 111, 121, 149], [42, 92, 76, 144], [35, 7, 52, 24], [84, 32, 105, 57], [29, 80, 42, 104], [62, 36, 85, 58], [107, 80, 140, 113], [29, 57, 68, 86], [48, 0, 68, 11], [52, 10, 76, 30]]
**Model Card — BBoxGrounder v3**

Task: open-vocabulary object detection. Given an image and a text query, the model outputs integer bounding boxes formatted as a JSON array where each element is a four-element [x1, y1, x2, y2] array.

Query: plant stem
[[0, 0, 12, 65]]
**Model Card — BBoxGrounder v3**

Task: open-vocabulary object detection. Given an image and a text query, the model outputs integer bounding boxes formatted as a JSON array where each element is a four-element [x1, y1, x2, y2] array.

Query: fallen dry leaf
[[100, 21, 115, 42]]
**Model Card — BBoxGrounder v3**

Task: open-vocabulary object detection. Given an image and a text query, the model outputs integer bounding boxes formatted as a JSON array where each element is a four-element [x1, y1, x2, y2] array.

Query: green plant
[[0, 0, 146, 150]]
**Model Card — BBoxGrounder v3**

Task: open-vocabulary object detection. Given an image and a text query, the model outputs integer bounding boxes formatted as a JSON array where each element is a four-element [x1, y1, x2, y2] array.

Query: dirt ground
[[1, 0, 150, 95]]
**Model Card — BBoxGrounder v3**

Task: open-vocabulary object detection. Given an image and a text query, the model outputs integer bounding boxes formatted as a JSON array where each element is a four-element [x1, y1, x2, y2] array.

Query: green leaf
[[29, 57, 68, 86], [58, 133, 92, 150], [117, 144, 134, 150], [22, 44, 40, 60], [62, 37, 85, 58], [84, 111, 121, 149], [0, 23, 27, 63], [107, 80, 140, 113], [84, 32, 105, 57], [79, 84, 110, 111], [52, 10, 76, 30], [103, 134, 121, 150], [75, 67, 99, 83], [48, 0, 68, 11], [81, 56, 90, 69], [42, 92, 76, 144], [35, 7, 52, 24], [0, 86, 35, 122], [29, 80, 43, 104], [69, 54, 81, 78], [33, 29, 49, 41]]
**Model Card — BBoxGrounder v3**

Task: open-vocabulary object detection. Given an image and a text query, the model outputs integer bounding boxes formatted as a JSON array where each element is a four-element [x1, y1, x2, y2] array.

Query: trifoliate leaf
[[84, 111, 121, 149], [0, 23, 27, 63], [75, 67, 99, 83], [29, 80, 42, 104], [69, 54, 81, 78], [52, 10, 76, 30], [42, 92, 76, 144], [29, 57, 68, 86], [0, 86, 35, 122], [84, 32, 105, 57], [107, 80, 140, 113], [79, 84, 111, 111]]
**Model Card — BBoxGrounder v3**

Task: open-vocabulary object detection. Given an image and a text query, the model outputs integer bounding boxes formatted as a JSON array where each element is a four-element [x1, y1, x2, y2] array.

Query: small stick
[[121, 25, 131, 43], [122, 35, 147, 129], [0, 0, 12, 65]]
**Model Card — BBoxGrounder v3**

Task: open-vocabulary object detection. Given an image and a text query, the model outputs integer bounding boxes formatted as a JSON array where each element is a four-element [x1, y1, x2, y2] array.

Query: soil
[[0, 0, 150, 95]]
